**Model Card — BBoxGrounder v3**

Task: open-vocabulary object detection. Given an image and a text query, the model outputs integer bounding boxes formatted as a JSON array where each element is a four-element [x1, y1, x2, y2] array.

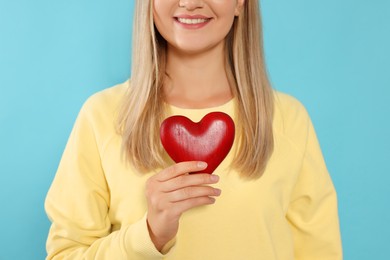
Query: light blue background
[[0, 0, 389, 259]]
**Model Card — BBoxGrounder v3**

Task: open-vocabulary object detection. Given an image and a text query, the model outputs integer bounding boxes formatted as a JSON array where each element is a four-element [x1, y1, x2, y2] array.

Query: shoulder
[[79, 80, 129, 122], [273, 91, 310, 127], [273, 91, 311, 153], [69, 80, 129, 149], [82, 80, 128, 114], [72, 80, 129, 140]]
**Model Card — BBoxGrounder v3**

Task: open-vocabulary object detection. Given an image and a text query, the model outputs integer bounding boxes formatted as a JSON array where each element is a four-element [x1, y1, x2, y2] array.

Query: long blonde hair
[[117, 0, 274, 179]]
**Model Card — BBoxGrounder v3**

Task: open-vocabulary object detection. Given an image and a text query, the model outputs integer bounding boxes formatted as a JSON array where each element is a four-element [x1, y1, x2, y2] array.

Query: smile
[[176, 18, 210, 25]]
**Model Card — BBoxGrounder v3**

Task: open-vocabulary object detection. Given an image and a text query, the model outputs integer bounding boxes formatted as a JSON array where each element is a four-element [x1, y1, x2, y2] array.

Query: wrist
[[146, 218, 170, 252]]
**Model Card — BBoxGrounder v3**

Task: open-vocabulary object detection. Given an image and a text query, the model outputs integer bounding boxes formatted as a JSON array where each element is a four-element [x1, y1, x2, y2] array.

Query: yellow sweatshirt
[[45, 81, 342, 259]]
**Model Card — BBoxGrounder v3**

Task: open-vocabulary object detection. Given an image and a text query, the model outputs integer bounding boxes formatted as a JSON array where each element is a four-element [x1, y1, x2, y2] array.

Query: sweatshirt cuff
[[125, 213, 176, 258], [161, 237, 176, 255]]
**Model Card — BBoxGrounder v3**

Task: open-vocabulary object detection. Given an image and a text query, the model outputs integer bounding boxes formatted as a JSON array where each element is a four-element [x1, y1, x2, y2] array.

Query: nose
[[178, 0, 204, 10]]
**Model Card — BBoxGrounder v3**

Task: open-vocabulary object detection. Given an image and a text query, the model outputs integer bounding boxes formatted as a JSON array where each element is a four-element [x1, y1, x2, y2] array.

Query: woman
[[45, 0, 343, 259]]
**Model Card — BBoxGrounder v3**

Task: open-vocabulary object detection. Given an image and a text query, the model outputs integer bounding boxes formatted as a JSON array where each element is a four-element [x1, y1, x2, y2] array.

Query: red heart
[[160, 112, 235, 174]]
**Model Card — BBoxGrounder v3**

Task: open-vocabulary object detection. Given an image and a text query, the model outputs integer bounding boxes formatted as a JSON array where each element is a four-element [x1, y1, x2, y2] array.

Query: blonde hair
[[117, 0, 274, 179]]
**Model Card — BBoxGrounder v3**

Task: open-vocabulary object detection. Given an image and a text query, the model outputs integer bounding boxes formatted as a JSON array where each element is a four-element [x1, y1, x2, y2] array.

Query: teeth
[[177, 18, 209, 24]]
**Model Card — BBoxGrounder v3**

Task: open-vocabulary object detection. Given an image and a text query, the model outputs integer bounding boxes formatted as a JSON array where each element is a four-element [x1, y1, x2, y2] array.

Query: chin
[[172, 41, 223, 56]]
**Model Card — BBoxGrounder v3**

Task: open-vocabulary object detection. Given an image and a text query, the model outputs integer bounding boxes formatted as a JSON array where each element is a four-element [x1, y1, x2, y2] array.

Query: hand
[[145, 161, 221, 251]]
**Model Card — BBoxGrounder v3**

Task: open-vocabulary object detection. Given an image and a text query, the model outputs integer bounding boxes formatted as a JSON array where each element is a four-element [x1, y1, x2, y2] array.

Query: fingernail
[[197, 162, 207, 169], [210, 175, 219, 182], [214, 188, 222, 196]]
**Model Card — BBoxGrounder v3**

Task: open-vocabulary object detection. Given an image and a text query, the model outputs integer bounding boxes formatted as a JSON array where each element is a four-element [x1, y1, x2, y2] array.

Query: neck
[[164, 43, 233, 109]]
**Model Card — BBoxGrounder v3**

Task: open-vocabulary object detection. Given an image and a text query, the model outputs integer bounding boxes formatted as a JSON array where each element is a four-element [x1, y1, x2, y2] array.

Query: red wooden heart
[[160, 112, 235, 174]]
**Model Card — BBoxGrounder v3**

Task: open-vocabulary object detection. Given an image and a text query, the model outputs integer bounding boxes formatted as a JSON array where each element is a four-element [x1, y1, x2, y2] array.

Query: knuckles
[[202, 174, 212, 183], [181, 187, 193, 198], [169, 164, 180, 176]]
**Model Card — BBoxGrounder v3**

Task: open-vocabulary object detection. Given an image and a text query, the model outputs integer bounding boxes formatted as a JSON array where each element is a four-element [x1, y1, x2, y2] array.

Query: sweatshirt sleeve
[[45, 99, 174, 259], [286, 111, 343, 260]]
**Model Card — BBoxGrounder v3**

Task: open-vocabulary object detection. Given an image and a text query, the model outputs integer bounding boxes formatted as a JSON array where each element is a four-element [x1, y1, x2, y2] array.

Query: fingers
[[169, 186, 221, 203], [156, 161, 208, 182], [145, 161, 221, 251], [145, 161, 221, 215], [145, 161, 221, 252], [160, 173, 219, 192]]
